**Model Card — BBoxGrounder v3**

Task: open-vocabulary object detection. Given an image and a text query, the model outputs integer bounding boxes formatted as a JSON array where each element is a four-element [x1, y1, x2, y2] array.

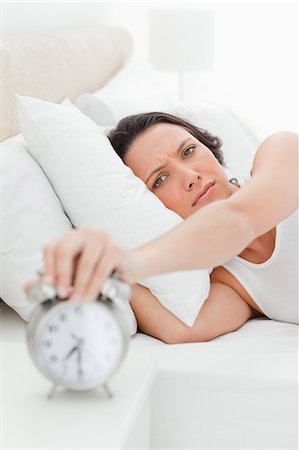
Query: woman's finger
[[80, 240, 123, 301], [71, 232, 109, 300], [39, 226, 143, 304], [53, 229, 90, 297], [43, 237, 62, 284]]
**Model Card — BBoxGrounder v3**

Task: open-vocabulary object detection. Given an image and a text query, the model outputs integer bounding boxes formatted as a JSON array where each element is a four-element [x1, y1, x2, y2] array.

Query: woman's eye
[[183, 146, 195, 158], [153, 175, 167, 189]]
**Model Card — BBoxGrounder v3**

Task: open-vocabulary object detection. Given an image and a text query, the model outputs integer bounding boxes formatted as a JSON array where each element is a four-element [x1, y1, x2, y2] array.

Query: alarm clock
[[25, 271, 131, 399]]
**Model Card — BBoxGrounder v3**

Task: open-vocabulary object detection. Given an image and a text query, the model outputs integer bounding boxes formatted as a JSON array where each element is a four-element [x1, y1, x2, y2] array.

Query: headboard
[[1, 26, 133, 142]]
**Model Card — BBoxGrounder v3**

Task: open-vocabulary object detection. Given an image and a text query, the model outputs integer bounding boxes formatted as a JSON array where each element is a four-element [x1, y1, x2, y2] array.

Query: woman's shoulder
[[237, 131, 297, 187], [252, 131, 298, 174], [260, 130, 297, 143], [226, 131, 298, 238]]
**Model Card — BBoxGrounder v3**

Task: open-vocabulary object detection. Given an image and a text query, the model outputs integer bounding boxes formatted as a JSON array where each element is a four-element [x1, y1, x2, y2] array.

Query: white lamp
[[148, 9, 214, 101]]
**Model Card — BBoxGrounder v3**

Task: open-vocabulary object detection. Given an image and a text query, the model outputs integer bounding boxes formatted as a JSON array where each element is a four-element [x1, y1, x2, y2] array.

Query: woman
[[41, 113, 298, 343]]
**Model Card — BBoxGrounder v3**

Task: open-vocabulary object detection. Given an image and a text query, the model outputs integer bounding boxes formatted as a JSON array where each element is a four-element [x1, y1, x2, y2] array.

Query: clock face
[[35, 302, 124, 388]]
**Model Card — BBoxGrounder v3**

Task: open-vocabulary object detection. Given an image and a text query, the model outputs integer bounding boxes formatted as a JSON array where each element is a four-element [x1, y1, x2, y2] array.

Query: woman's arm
[[42, 132, 298, 301], [134, 131, 298, 277], [130, 282, 254, 344]]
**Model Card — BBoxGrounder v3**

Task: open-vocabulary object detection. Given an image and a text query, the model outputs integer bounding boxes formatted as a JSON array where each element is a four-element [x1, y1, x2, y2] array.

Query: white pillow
[[61, 97, 82, 112], [74, 72, 259, 181], [174, 99, 260, 180], [17, 95, 211, 327], [75, 59, 176, 126], [0, 134, 72, 321], [0, 132, 138, 336]]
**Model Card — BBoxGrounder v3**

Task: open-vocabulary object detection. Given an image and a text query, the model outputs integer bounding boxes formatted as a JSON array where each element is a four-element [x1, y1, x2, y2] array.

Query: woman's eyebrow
[[145, 138, 192, 184]]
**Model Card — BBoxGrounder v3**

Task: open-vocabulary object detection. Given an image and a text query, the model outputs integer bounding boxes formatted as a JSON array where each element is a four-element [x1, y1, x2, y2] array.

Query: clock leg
[[102, 383, 113, 399], [47, 384, 58, 399]]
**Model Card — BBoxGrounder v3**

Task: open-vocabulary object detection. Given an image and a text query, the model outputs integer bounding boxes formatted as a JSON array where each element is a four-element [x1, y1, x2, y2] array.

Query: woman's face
[[124, 123, 236, 219]]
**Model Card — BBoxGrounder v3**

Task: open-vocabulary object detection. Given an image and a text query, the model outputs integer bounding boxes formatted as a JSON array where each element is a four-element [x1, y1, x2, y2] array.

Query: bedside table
[[1, 340, 156, 449]]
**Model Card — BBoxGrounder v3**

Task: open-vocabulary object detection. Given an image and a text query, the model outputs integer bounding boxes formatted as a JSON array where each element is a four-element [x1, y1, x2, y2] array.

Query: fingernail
[[57, 285, 70, 298]]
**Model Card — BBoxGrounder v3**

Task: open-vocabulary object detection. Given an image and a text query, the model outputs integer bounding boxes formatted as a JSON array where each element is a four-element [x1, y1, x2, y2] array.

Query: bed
[[0, 26, 298, 449]]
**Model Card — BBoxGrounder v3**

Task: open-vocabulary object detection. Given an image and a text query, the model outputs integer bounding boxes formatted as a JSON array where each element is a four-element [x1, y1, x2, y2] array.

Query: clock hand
[[69, 335, 86, 375], [72, 333, 85, 348], [71, 333, 79, 342], [63, 345, 78, 361], [77, 347, 83, 378]]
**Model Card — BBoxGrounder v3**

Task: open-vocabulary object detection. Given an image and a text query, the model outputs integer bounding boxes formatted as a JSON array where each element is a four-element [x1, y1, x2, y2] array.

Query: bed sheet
[[132, 316, 298, 351], [132, 318, 298, 449]]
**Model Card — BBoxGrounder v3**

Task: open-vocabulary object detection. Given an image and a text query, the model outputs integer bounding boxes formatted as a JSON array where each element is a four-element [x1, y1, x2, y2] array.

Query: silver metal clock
[[25, 271, 131, 399]]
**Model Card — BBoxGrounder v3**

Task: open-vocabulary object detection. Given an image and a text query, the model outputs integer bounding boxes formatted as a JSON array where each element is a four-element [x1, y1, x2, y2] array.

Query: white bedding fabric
[[0, 134, 72, 320], [133, 318, 298, 449], [75, 58, 176, 125]]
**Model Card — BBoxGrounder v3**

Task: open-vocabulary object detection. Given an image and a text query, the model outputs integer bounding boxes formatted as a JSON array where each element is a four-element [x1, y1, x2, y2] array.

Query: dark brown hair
[[107, 111, 224, 165]]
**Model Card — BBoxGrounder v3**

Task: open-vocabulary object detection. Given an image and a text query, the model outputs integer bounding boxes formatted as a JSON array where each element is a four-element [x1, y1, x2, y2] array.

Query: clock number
[[59, 313, 67, 322], [50, 354, 58, 362], [42, 340, 52, 347], [48, 324, 59, 333]]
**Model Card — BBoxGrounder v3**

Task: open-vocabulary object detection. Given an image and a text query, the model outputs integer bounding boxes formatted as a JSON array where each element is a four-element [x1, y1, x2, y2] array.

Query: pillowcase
[[61, 97, 82, 112], [0, 132, 138, 335], [74, 65, 259, 181], [173, 99, 260, 180], [17, 95, 211, 327], [75, 59, 176, 126], [0, 134, 72, 321]]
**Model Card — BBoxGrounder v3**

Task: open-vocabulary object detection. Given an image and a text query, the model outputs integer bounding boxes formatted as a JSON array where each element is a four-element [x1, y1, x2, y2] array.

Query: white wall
[[2, 2, 103, 35], [98, 0, 298, 138], [2, 1, 298, 138]]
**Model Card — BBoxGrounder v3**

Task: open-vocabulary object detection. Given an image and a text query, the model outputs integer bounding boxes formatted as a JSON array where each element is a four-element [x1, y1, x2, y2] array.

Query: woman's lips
[[192, 182, 215, 206]]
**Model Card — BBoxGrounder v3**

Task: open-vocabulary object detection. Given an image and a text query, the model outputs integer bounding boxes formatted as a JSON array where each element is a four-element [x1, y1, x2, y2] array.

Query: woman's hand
[[41, 225, 143, 302]]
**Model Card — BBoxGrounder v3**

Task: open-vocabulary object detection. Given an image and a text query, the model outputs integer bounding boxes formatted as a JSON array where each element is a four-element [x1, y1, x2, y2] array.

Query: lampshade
[[148, 9, 214, 72]]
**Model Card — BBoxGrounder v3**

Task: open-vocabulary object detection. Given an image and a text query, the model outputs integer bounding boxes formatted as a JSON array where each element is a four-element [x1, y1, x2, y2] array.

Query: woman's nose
[[184, 172, 201, 190]]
